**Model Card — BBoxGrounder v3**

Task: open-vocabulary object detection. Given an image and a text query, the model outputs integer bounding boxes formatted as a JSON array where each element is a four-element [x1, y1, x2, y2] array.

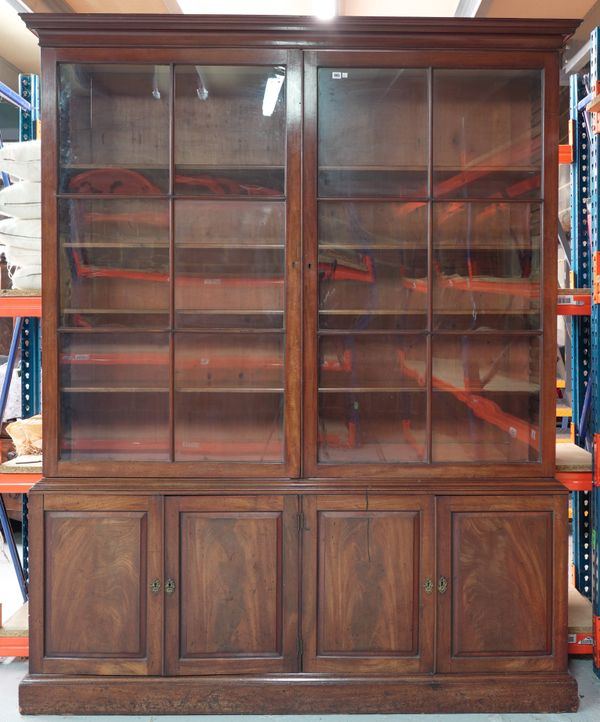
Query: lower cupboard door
[[301, 495, 435, 674], [164, 495, 299, 674], [436, 495, 568, 673], [32, 494, 162, 676]]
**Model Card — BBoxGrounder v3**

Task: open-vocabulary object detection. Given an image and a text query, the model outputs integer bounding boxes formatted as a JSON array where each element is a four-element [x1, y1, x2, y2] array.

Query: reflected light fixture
[[313, 0, 336, 21], [262, 73, 285, 117]]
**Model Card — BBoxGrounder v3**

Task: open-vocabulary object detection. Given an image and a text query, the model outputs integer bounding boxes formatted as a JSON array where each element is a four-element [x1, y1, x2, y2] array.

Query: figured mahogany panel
[[302, 495, 434, 673], [39, 495, 162, 675], [437, 495, 568, 673], [165, 495, 298, 674]]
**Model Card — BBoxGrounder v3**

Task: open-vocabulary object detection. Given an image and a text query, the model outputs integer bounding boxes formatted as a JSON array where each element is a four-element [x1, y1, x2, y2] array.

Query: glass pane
[[59, 64, 170, 194], [175, 333, 284, 390], [175, 246, 284, 328], [59, 199, 169, 329], [319, 201, 427, 248], [318, 392, 426, 463], [319, 334, 426, 390], [174, 66, 286, 196], [59, 333, 169, 461], [431, 335, 540, 463], [433, 69, 542, 199], [175, 200, 285, 247], [433, 202, 541, 331], [318, 201, 428, 331], [175, 392, 283, 462], [175, 199, 285, 329], [318, 248, 427, 331], [318, 68, 428, 197]]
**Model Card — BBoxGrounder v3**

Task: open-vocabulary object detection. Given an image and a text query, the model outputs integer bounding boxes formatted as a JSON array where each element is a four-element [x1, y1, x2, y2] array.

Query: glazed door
[[301, 495, 434, 673], [304, 52, 550, 479], [51, 50, 301, 478], [436, 495, 568, 673], [31, 494, 162, 675], [165, 495, 299, 674]]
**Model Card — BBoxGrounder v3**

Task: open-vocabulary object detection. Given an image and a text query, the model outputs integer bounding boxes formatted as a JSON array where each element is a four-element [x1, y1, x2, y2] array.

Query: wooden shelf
[[177, 243, 284, 249], [177, 387, 283, 393], [320, 165, 539, 172], [320, 243, 536, 251], [63, 242, 169, 249], [62, 163, 284, 171], [319, 387, 423, 393], [62, 387, 168, 393]]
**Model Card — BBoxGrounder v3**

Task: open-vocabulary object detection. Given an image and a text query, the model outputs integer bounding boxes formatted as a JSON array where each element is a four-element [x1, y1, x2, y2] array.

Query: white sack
[[0, 140, 41, 181], [0, 181, 41, 219]]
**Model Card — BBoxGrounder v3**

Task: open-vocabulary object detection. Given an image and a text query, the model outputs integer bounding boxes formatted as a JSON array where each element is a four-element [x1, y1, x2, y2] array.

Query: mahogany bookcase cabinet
[[20, 13, 580, 715]]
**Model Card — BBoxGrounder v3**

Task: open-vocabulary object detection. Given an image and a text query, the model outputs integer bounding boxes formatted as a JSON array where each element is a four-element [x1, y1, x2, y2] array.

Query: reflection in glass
[[60, 333, 169, 390], [175, 392, 283, 462], [430, 335, 540, 462], [175, 247, 284, 325], [318, 391, 426, 463], [59, 333, 169, 461], [318, 68, 428, 197], [175, 200, 285, 247], [61, 391, 169, 461], [175, 333, 284, 390], [318, 248, 427, 331], [433, 202, 541, 331], [58, 64, 170, 193], [59, 199, 169, 329], [319, 201, 428, 248], [433, 69, 542, 199], [174, 66, 286, 195], [319, 334, 426, 390]]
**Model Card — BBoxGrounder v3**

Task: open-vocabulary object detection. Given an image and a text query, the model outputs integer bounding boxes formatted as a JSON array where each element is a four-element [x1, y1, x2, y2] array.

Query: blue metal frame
[[570, 73, 592, 445], [20, 317, 41, 420], [1, 77, 33, 188], [0, 496, 27, 602], [17, 73, 42, 588], [569, 70, 594, 601], [18, 74, 38, 142], [589, 28, 600, 678], [573, 490, 592, 597], [0, 75, 41, 595]]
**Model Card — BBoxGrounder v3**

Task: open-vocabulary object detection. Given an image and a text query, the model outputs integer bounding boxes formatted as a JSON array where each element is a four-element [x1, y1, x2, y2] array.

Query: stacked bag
[[0, 139, 41, 291]]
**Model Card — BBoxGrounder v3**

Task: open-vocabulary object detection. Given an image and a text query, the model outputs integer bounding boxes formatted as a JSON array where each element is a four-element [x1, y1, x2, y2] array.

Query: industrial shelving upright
[[0, 73, 42, 659], [589, 28, 600, 678], [567, 72, 594, 609]]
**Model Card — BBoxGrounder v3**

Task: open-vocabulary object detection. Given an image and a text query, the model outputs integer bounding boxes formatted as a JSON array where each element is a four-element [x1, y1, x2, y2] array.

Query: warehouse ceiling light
[[176, 1, 336, 17], [262, 71, 285, 116], [313, 0, 336, 21]]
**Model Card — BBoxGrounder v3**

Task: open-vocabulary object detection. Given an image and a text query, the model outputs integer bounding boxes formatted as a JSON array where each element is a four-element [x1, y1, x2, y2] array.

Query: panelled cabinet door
[[165, 495, 299, 674], [436, 495, 568, 673], [32, 494, 162, 675], [302, 495, 434, 673]]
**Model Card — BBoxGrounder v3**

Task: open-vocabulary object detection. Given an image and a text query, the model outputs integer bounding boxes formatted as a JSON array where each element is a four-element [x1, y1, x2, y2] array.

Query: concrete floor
[[2, 525, 600, 721]]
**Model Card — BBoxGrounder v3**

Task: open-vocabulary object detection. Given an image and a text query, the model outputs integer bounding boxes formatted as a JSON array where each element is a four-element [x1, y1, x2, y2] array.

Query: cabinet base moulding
[[19, 673, 580, 715]]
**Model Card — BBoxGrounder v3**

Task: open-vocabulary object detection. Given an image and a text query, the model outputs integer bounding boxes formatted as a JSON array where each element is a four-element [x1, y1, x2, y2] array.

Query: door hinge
[[297, 511, 305, 532]]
